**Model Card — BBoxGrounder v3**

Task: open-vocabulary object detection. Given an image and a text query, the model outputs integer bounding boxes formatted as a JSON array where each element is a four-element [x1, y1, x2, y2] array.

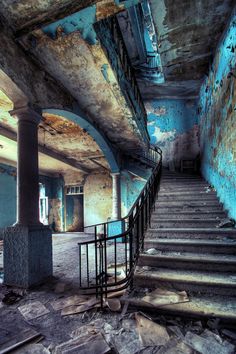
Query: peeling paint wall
[[0, 163, 16, 228], [146, 99, 199, 168], [84, 172, 112, 226], [198, 9, 236, 220]]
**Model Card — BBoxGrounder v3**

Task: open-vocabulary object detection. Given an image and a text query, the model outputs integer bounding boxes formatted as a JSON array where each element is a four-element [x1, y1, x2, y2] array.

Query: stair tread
[[151, 218, 221, 221], [140, 252, 236, 263], [135, 268, 236, 286], [144, 238, 236, 245], [124, 294, 236, 320], [148, 227, 236, 232]]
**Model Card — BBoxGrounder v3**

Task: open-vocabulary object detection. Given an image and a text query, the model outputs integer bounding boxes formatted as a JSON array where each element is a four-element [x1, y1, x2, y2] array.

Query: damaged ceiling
[[117, 0, 235, 98], [0, 0, 235, 178], [0, 89, 110, 177]]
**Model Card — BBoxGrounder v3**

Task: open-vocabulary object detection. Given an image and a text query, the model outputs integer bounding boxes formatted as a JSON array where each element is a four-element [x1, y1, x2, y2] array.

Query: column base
[[3, 224, 52, 288]]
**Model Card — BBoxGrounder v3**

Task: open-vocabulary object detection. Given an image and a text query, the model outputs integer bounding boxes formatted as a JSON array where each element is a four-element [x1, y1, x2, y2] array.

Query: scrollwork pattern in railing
[[78, 146, 162, 303]]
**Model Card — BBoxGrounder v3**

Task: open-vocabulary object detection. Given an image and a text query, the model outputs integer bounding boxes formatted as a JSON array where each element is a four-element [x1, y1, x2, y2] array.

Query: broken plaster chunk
[[10, 343, 50, 354], [218, 219, 236, 228], [135, 313, 170, 347], [18, 301, 50, 320], [54, 333, 111, 354], [142, 288, 189, 307], [104, 298, 121, 312], [145, 248, 159, 255], [50, 294, 92, 311], [184, 331, 235, 354], [61, 297, 100, 316]]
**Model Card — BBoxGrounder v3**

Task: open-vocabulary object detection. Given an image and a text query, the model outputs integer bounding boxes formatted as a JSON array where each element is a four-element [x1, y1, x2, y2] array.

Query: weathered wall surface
[[0, 163, 16, 228], [146, 99, 199, 168], [0, 164, 64, 230], [84, 172, 112, 226], [198, 10, 236, 220], [121, 166, 151, 216]]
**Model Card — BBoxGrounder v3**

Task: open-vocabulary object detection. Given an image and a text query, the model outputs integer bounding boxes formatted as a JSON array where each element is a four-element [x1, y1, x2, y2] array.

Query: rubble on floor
[[0, 282, 236, 354]]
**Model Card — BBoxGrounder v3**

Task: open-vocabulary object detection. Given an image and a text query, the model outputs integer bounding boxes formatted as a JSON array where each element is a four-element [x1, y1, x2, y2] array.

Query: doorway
[[65, 185, 84, 232]]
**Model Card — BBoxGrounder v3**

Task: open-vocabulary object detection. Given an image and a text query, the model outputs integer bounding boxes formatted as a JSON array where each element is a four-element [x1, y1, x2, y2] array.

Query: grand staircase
[[133, 169, 236, 321]]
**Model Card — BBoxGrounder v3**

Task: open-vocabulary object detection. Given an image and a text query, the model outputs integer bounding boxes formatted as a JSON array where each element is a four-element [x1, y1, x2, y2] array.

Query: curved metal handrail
[[78, 146, 162, 301]]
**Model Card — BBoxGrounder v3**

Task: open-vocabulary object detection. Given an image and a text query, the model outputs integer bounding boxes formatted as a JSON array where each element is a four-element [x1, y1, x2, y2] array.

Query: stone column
[[15, 106, 41, 225], [3, 105, 53, 288], [111, 172, 121, 220]]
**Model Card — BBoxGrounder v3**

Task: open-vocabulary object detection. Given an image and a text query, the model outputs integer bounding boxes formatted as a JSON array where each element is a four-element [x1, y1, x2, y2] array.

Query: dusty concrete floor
[[0, 234, 236, 353]]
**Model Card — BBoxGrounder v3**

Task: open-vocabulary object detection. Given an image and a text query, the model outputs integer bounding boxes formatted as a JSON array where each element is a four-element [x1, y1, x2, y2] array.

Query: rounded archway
[[43, 109, 120, 173]]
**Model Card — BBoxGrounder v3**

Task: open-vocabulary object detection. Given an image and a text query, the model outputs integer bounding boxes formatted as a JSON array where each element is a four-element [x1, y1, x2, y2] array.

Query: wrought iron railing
[[78, 146, 162, 303], [95, 16, 149, 142]]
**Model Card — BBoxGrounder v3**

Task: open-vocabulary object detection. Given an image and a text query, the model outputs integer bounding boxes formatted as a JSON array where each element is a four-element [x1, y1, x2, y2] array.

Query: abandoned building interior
[[0, 0, 236, 352]]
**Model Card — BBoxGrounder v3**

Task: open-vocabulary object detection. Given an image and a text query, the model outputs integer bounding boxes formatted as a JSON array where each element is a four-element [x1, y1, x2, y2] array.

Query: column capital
[[110, 171, 121, 177], [10, 105, 42, 125]]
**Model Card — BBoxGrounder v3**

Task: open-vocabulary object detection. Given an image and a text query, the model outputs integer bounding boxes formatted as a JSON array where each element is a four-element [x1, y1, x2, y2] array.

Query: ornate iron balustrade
[[95, 16, 149, 142], [78, 146, 162, 303]]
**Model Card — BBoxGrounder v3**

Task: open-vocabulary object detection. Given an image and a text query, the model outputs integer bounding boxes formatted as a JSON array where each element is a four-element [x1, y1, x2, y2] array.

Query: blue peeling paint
[[147, 99, 198, 145], [101, 64, 110, 83], [198, 8, 236, 220], [43, 109, 120, 173], [42, 5, 97, 45]]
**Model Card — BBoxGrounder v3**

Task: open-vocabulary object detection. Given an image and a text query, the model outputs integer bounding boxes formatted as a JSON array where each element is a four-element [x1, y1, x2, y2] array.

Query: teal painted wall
[[198, 9, 236, 220], [146, 99, 199, 168], [0, 163, 16, 228], [0, 163, 65, 230], [121, 166, 151, 216]]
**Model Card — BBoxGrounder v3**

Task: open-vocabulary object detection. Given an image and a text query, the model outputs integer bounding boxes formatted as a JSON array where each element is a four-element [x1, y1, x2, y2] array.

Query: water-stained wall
[[198, 9, 236, 220], [146, 99, 199, 168], [84, 172, 113, 226]]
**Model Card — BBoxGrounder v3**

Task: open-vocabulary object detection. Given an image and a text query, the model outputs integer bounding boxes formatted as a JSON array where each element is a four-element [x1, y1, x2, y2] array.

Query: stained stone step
[[138, 253, 236, 272], [157, 194, 218, 201], [145, 228, 236, 240], [153, 206, 224, 213], [121, 294, 236, 321], [161, 181, 209, 186], [151, 212, 226, 219], [155, 200, 222, 207], [158, 190, 216, 196], [151, 218, 221, 228], [144, 238, 236, 254], [159, 186, 214, 192], [134, 268, 236, 295]]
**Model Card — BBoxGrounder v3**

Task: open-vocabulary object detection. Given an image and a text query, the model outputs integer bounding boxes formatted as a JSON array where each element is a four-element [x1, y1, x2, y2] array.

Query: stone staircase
[[133, 169, 236, 321]]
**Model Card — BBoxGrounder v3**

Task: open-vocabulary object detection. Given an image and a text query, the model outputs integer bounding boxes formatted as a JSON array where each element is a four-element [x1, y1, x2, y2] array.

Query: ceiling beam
[[0, 125, 90, 174]]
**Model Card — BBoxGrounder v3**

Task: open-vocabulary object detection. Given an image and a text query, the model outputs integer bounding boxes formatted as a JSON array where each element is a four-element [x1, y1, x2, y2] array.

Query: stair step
[[134, 268, 236, 295], [159, 188, 214, 193], [146, 228, 236, 239], [155, 200, 222, 207], [158, 190, 216, 196], [138, 253, 236, 272], [154, 206, 224, 213], [144, 238, 236, 254], [151, 219, 220, 228], [157, 195, 218, 201], [122, 294, 236, 321], [161, 181, 209, 187], [152, 212, 226, 219]]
